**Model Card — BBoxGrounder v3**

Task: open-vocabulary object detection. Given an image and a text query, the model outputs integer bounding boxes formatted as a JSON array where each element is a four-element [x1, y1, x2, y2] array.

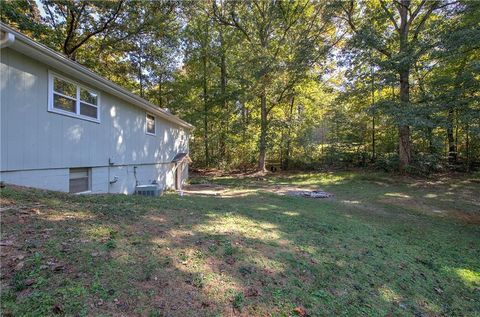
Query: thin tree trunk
[[202, 45, 209, 167], [447, 109, 457, 163], [371, 63, 376, 162], [284, 95, 295, 170], [258, 86, 267, 172], [157, 74, 163, 108], [398, 70, 411, 171], [465, 123, 470, 171], [398, 0, 411, 171], [219, 27, 227, 161], [138, 56, 144, 98]]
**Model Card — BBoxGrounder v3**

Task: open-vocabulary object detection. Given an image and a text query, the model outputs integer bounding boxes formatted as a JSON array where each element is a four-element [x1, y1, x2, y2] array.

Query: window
[[146, 113, 156, 135], [48, 72, 100, 122], [69, 168, 91, 193]]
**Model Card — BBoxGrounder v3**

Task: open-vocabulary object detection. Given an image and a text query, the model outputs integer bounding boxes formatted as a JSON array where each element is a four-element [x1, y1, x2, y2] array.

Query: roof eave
[[0, 23, 194, 130]]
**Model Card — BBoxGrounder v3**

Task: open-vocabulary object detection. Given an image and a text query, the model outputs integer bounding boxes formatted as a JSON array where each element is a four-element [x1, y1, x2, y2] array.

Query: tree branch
[[66, 1, 124, 57], [411, 1, 438, 44], [408, 0, 427, 25], [379, 0, 400, 33]]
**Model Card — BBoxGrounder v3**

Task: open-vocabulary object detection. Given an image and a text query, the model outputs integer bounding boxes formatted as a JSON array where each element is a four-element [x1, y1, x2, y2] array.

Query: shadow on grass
[[1, 177, 479, 316]]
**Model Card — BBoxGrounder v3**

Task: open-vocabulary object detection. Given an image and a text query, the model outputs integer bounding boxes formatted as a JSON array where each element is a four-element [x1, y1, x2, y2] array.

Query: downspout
[[0, 31, 15, 48]]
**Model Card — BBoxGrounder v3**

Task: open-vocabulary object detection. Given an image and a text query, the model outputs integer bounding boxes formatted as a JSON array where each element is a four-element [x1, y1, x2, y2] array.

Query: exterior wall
[[0, 169, 69, 192], [0, 48, 189, 193]]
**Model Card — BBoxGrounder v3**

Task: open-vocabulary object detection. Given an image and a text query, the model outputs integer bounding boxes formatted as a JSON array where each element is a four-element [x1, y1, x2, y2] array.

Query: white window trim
[[48, 70, 101, 123], [146, 112, 156, 136]]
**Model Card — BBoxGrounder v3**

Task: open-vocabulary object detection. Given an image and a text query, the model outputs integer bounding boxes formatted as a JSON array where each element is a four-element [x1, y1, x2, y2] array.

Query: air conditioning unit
[[134, 185, 162, 197]]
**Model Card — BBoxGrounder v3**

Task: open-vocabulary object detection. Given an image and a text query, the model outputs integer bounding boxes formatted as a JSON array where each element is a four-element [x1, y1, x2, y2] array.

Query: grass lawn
[[1, 172, 479, 316]]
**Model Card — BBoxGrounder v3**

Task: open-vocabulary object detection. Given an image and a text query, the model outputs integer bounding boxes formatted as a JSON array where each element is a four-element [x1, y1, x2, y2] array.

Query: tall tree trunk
[[138, 55, 144, 98], [202, 48, 209, 167], [219, 28, 227, 161], [465, 123, 470, 171], [157, 74, 163, 108], [371, 63, 376, 162], [284, 95, 295, 170], [258, 86, 267, 172], [447, 109, 457, 163], [398, 70, 411, 170], [398, 0, 411, 171]]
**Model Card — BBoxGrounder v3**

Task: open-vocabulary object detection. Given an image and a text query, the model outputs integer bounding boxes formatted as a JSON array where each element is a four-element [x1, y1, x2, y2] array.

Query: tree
[[41, 0, 125, 60], [341, 0, 460, 171], [213, 0, 336, 172]]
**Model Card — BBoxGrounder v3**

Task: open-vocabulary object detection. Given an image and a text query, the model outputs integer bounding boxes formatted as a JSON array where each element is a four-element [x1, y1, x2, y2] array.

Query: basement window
[[69, 168, 91, 193], [146, 113, 156, 135], [48, 71, 100, 123]]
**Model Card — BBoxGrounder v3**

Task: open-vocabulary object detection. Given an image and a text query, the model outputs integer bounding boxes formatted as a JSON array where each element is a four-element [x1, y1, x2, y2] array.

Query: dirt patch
[[285, 190, 333, 198], [183, 183, 333, 199]]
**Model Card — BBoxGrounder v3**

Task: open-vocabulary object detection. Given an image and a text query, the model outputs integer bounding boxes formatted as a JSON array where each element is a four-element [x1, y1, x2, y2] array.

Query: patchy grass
[[1, 172, 479, 316]]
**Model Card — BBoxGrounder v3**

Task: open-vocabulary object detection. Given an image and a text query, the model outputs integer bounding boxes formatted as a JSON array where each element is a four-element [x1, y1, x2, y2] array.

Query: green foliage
[[2, 0, 479, 171], [232, 292, 244, 311]]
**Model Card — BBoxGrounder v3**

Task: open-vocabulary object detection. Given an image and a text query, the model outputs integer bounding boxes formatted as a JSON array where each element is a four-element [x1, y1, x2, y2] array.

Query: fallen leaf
[[14, 261, 25, 271], [51, 264, 65, 272], [293, 306, 307, 316], [434, 287, 443, 294], [15, 254, 25, 261], [24, 278, 36, 286], [245, 287, 260, 297], [0, 240, 15, 246]]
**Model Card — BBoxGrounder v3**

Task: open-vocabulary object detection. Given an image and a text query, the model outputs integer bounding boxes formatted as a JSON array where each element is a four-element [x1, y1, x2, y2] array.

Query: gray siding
[[0, 48, 189, 193]]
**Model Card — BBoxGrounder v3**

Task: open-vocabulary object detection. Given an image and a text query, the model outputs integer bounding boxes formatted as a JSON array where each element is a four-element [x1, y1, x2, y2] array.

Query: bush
[[373, 153, 400, 173], [407, 153, 445, 176], [374, 152, 445, 175]]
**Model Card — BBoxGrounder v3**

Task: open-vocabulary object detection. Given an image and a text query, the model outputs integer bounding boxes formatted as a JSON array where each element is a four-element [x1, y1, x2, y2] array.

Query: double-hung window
[[146, 113, 156, 135], [48, 71, 100, 122]]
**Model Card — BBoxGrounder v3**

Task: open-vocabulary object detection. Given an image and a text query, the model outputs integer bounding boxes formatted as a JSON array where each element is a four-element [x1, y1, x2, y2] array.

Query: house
[[0, 23, 194, 194]]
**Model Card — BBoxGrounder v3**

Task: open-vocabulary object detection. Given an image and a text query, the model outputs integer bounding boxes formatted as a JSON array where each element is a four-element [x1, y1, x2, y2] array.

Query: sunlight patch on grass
[[142, 214, 167, 223], [282, 211, 300, 216], [456, 268, 480, 287], [194, 215, 282, 241], [279, 173, 349, 185], [424, 193, 438, 198], [84, 225, 116, 240], [384, 192, 411, 198], [243, 252, 287, 274], [378, 285, 402, 303], [340, 200, 361, 204], [168, 229, 196, 239], [151, 237, 170, 248], [40, 211, 93, 221]]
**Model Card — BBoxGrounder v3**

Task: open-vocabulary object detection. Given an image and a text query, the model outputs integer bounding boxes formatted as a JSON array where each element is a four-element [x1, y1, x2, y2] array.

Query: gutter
[[0, 23, 194, 130], [0, 30, 15, 48]]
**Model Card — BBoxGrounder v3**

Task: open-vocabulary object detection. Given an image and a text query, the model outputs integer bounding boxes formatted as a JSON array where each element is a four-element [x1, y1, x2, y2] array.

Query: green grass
[[1, 171, 479, 316]]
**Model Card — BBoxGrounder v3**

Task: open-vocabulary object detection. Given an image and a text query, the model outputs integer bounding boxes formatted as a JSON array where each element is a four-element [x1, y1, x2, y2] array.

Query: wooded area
[[2, 0, 479, 174]]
